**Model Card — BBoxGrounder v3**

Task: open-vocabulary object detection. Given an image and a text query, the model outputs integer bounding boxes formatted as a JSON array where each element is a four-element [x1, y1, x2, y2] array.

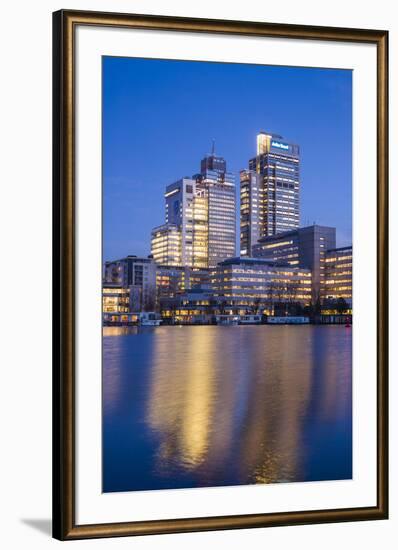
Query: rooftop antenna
[[211, 139, 215, 156]]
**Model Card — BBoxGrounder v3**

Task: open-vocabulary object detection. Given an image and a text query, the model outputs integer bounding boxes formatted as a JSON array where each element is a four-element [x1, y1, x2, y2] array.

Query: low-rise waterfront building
[[158, 255, 313, 321], [253, 224, 336, 302], [211, 256, 312, 314], [103, 312, 139, 325], [323, 246, 352, 309], [156, 265, 190, 299], [102, 282, 131, 313], [104, 255, 157, 311], [156, 265, 211, 300], [159, 289, 214, 324]]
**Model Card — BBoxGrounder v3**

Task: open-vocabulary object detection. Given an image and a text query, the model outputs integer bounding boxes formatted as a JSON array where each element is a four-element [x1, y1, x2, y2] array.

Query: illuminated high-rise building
[[241, 131, 300, 255], [151, 223, 181, 266], [240, 169, 260, 256], [193, 145, 236, 268], [192, 188, 209, 269], [151, 147, 236, 270], [164, 178, 196, 267]]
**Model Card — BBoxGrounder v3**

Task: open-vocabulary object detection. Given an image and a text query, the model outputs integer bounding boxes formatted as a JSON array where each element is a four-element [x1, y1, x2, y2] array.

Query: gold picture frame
[[53, 9, 388, 540]]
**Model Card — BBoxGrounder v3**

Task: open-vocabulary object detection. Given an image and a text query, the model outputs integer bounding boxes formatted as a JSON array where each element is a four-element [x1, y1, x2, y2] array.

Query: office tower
[[152, 147, 236, 270], [324, 246, 352, 306], [193, 146, 236, 267], [151, 223, 181, 266], [241, 131, 300, 254], [192, 189, 209, 269], [253, 224, 336, 302], [240, 169, 260, 256], [164, 178, 196, 267]]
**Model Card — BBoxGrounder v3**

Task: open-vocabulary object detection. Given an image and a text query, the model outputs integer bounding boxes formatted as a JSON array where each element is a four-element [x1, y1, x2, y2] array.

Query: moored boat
[[215, 315, 239, 326], [239, 314, 262, 325], [139, 312, 162, 326], [267, 316, 310, 325]]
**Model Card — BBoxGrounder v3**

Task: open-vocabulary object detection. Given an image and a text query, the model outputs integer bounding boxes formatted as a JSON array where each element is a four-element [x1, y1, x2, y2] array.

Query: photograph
[[102, 56, 353, 494], [0, 0, 393, 545]]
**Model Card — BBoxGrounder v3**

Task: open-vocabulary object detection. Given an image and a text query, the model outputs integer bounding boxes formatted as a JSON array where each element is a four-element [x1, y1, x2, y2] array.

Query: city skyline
[[103, 57, 352, 261]]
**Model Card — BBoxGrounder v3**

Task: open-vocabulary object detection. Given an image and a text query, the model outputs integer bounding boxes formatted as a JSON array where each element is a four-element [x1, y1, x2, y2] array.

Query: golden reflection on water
[[145, 326, 349, 485], [147, 328, 217, 469], [237, 328, 313, 484], [104, 325, 352, 489]]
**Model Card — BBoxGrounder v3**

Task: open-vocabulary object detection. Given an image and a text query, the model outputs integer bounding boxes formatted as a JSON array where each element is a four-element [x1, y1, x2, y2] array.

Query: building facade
[[159, 289, 213, 324], [164, 178, 196, 267], [155, 265, 190, 300], [156, 265, 211, 300], [193, 149, 236, 268], [102, 282, 130, 313], [151, 149, 236, 270], [240, 169, 260, 256], [253, 224, 336, 302], [192, 189, 209, 269], [323, 246, 352, 307], [151, 223, 181, 266], [211, 257, 312, 313], [240, 131, 300, 254], [104, 255, 157, 311]]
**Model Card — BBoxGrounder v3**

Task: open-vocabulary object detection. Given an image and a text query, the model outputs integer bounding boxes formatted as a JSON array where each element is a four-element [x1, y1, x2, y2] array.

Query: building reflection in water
[[102, 326, 134, 416], [103, 326, 352, 492], [143, 326, 351, 489], [147, 328, 216, 471]]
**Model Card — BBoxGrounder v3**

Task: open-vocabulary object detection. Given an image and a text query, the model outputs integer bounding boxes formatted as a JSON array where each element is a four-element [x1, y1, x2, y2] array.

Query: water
[[103, 325, 352, 493]]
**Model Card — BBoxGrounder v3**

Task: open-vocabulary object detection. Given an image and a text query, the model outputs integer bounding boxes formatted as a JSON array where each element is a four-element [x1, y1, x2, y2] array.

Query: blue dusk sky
[[103, 57, 352, 261]]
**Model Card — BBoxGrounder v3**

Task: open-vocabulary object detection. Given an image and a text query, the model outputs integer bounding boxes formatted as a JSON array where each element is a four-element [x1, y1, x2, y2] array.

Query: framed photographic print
[[53, 9, 388, 540]]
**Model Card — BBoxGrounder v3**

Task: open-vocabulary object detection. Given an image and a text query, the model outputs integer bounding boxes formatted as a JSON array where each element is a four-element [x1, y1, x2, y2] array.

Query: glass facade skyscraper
[[240, 169, 260, 257], [151, 223, 181, 266], [164, 178, 196, 267], [151, 149, 236, 270], [194, 150, 236, 268], [192, 189, 209, 269], [241, 131, 300, 255]]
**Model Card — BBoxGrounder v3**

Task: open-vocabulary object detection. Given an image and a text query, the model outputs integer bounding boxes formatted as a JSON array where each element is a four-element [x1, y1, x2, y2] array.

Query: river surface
[[103, 325, 352, 492]]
